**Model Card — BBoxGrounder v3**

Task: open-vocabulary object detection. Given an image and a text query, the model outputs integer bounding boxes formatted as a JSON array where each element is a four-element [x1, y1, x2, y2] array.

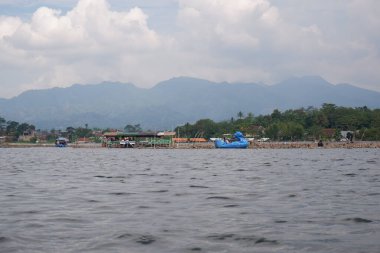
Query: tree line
[[0, 116, 94, 142], [0, 117, 36, 141], [2, 103, 380, 142], [174, 104, 380, 141], [0, 116, 144, 143]]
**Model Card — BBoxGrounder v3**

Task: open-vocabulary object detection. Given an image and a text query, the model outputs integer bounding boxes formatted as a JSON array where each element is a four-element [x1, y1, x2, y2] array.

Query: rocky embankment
[[251, 141, 380, 149]]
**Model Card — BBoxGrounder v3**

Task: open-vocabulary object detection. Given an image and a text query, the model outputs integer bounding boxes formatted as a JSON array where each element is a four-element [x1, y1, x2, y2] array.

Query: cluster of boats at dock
[[54, 131, 249, 149]]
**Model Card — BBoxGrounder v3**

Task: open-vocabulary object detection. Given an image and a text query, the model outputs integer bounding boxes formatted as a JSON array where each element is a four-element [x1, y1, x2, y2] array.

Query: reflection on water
[[0, 148, 379, 252]]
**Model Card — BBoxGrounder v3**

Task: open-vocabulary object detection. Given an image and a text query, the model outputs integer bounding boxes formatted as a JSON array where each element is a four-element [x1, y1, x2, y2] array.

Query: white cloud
[[0, 0, 379, 98], [175, 0, 380, 90], [0, 0, 169, 97], [175, 0, 328, 83]]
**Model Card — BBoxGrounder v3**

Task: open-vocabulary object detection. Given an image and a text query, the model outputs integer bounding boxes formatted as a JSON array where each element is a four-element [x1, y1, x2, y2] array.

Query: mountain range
[[1, 76, 380, 130]]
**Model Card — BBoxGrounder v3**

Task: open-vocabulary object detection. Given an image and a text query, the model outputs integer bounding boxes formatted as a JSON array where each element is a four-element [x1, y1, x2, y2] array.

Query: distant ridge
[[1, 76, 380, 130]]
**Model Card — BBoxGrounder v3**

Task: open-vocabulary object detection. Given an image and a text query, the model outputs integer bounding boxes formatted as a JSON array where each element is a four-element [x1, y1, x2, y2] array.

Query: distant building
[[321, 128, 336, 140], [18, 130, 36, 142], [92, 130, 104, 137], [172, 138, 189, 143], [189, 138, 208, 142], [35, 130, 49, 142], [103, 131, 175, 148], [77, 137, 89, 143]]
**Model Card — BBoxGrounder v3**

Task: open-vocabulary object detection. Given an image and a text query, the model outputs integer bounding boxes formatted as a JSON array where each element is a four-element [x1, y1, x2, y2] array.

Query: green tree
[[271, 109, 282, 122], [75, 127, 92, 138], [124, 124, 142, 132], [66, 126, 76, 142], [313, 111, 328, 127], [360, 128, 380, 141], [321, 103, 337, 128], [0, 116, 6, 135], [172, 105, 380, 141], [308, 125, 323, 140], [287, 122, 304, 141], [265, 123, 279, 141], [17, 123, 35, 136], [193, 119, 218, 138], [6, 121, 19, 137]]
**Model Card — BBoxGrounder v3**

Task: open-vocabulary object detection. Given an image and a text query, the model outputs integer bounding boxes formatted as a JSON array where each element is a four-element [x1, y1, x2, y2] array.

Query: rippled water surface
[[1, 148, 379, 253]]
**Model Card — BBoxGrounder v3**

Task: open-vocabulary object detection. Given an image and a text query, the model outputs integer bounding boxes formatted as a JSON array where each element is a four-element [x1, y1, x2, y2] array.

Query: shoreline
[[1, 141, 380, 149], [251, 141, 380, 149]]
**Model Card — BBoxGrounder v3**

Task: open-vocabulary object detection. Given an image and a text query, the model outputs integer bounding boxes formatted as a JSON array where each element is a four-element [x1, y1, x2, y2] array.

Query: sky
[[0, 0, 379, 98]]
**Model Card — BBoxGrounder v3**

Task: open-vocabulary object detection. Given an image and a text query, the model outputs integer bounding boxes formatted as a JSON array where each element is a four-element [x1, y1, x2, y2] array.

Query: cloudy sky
[[0, 0, 379, 98]]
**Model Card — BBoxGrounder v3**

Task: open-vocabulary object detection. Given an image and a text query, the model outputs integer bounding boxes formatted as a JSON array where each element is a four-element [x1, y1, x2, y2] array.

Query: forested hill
[[1, 76, 380, 130]]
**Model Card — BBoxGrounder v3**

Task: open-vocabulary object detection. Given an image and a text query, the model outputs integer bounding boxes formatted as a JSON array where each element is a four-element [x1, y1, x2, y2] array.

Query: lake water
[[0, 148, 379, 253]]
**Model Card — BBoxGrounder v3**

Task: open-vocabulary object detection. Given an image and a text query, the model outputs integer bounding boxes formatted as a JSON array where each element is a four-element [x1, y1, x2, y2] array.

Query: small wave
[[344, 217, 372, 223], [136, 173, 150, 176], [344, 173, 357, 177], [316, 238, 341, 243], [247, 176, 262, 181], [368, 177, 379, 182], [207, 233, 234, 240], [96, 175, 126, 179], [116, 233, 157, 245], [138, 206, 151, 209], [223, 204, 239, 208], [206, 233, 278, 245], [0, 236, 10, 243], [174, 193, 192, 197], [236, 235, 260, 242], [47, 217, 87, 223], [190, 185, 209, 188], [136, 235, 156, 245], [148, 189, 169, 193], [18, 210, 41, 214], [87, 199, 100, 203], [108, 192, 134, 196], [206, 196, 232, 200], [25, 223, 44, 228], [116, 233, 132, 239], [254, 237, 278, 245], [189, 247, 202, 251]]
